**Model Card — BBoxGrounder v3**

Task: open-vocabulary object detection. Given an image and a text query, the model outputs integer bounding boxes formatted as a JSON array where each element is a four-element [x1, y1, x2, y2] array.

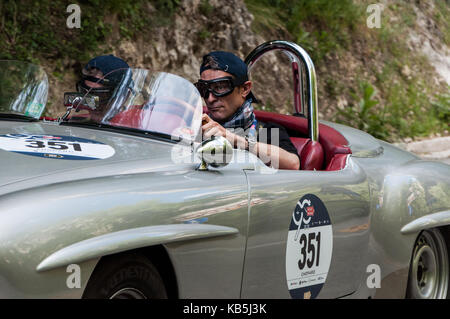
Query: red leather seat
[[289, 137, 310, 155], [254, 110, 351, 171], [290, 137, 324, 170]]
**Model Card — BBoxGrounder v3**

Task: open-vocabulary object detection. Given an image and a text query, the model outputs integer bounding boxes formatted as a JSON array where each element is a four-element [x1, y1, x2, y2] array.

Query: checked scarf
[[221, 99, 255, 131]]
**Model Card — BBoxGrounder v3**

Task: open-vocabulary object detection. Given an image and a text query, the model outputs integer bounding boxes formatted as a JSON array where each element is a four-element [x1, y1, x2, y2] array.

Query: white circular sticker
[[0, 134, 115, 160], [286, 194, 333, 299]]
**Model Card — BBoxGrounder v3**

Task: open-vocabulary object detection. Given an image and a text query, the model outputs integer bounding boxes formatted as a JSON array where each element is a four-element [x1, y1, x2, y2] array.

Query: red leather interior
[[109, 108, 143, 128], [300, 140, 324, 170], [110, 107, 187, 135], [40, 116, 58, 121], [289, 137, 310, 155], [289, 137, 323, 170], [326, 153, 349, 171], [254, 110, 351, 171]]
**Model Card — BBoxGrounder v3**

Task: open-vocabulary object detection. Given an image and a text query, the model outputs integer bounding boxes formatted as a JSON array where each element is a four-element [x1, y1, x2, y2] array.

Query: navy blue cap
[[85, 55, 129, 75], [200, 51, 249, 84], [200, 51, 257, 102], [84, 55, 130, 86]]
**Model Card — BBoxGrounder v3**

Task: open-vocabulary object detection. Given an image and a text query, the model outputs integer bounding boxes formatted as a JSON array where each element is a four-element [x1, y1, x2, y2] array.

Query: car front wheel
[[82, 252, 168, 299], [406, 229, 449, 299]]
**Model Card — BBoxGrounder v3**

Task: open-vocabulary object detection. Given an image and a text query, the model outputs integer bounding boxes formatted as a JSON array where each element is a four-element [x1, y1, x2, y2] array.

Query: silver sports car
[[0, 41, 449, 299]]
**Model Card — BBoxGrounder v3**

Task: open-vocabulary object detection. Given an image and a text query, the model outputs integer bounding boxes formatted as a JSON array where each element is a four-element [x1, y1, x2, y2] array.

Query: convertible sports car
[[0, 41, 449, 299]]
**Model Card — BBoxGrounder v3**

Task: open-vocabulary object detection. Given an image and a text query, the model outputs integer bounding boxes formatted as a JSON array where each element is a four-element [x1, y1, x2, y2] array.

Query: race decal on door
[[286, 194, 333, 299], [0, 134, 115, 160]]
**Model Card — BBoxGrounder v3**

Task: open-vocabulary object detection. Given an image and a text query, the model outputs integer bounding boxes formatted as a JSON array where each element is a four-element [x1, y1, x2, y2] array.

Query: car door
[[160, 151, 253, 298], [241, 156, 371, 298]]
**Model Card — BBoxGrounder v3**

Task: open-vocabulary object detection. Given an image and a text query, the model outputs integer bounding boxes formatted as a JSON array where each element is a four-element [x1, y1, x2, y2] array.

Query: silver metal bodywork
[[0, 43, 449, 299]]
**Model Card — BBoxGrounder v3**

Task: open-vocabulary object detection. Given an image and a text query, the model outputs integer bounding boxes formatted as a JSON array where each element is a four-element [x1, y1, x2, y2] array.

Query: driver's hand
[[202, 114, 227, 139]]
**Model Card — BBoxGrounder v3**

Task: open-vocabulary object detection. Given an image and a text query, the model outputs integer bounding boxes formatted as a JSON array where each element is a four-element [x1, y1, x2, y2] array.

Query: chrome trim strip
[[36, 224, 238, 272], [352, 146, 384, 158], [401, 210, 450, 234]]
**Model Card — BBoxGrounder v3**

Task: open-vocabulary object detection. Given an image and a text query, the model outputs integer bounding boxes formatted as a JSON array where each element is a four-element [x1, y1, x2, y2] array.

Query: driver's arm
[[252, 142, 300, 170], [202, 114, 300, 170]]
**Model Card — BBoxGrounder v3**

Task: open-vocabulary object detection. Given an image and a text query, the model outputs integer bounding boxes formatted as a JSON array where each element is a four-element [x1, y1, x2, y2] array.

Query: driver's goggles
[[76, 80, 113, 104], [194, 77, 237, 99]]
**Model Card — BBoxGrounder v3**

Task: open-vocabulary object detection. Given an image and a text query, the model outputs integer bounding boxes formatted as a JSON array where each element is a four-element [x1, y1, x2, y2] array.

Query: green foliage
[[433, 0, 450, 45], [337, 80, 449, 142], [1, 1, 106, 63], [153, 0, 180, 14], [197, 29, 212, 41], [432, 90, 450, 123], [199, 0, 214, 16], [365, 2, 449, 141], [245, 0, 363, 62], [336, 82, 388, 140], [0, 0, 180, 63]]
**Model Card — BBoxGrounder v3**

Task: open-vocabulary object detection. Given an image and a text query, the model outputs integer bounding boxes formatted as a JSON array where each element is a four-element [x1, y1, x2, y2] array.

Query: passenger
[[73, 55, 130, 121], [195, 51, 300, 170]]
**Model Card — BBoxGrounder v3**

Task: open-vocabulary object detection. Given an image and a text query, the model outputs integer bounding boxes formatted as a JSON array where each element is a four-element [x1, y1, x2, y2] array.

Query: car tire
[[82, 252, 168, 299], [406, 229, 449, 299]]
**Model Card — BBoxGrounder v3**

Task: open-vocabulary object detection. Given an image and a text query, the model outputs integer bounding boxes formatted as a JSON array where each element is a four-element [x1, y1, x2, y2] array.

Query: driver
[[74, 55, 130, 120], [195, 51, 300, 170]]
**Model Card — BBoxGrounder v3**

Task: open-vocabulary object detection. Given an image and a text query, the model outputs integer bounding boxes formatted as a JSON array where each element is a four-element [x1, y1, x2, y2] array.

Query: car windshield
[[64, 68, 203, 141], [0, 60, 48, 119]]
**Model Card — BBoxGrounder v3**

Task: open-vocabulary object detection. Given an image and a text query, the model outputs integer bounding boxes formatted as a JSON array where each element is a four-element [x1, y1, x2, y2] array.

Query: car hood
[[0, 121, 189, 192]]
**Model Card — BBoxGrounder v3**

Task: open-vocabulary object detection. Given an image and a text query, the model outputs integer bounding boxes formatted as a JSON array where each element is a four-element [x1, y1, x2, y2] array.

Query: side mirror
[[64, 92, 99, 111], [60, 92, 100, 121], [196, 136, 233, 170]]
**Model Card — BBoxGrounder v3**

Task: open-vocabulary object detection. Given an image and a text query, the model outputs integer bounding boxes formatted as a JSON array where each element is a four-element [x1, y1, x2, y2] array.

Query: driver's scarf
[[222, 99, 255, 132]]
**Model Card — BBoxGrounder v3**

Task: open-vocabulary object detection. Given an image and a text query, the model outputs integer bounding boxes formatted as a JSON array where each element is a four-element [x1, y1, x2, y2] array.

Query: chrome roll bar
[[245, 40, 319, 142]]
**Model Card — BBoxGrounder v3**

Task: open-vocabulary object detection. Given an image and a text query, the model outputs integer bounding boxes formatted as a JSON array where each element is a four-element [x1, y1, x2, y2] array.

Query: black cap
[[84, 55, 130, 86], [200, 51, 258, 103]]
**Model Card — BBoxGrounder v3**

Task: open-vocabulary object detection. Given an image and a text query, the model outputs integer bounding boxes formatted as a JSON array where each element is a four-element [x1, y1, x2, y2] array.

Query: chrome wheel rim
[[409, 230, 448, 299], [110, 288, 147, 299]]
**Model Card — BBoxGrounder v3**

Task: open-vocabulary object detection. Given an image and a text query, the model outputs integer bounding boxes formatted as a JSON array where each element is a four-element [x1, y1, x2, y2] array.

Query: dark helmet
[[76, 55, 130, 106]]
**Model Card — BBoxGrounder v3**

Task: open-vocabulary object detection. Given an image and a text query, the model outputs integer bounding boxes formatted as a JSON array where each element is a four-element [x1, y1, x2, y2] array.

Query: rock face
[[407, 1, 450, 86], [46, 0, 264, 115], [114, 0, 263, 82], [45, 0, 295, 117]]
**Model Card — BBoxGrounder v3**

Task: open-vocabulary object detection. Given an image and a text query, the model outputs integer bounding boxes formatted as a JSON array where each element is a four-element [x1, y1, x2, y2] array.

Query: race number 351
[[25, 140, 83, 151], [298, 231, 321, 270], [286, 194, 333, 299]]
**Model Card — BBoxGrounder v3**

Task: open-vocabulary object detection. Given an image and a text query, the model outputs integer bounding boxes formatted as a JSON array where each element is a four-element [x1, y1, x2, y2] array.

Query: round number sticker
[[0, 134, 115, 160], [286, 194, 333, 299]]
